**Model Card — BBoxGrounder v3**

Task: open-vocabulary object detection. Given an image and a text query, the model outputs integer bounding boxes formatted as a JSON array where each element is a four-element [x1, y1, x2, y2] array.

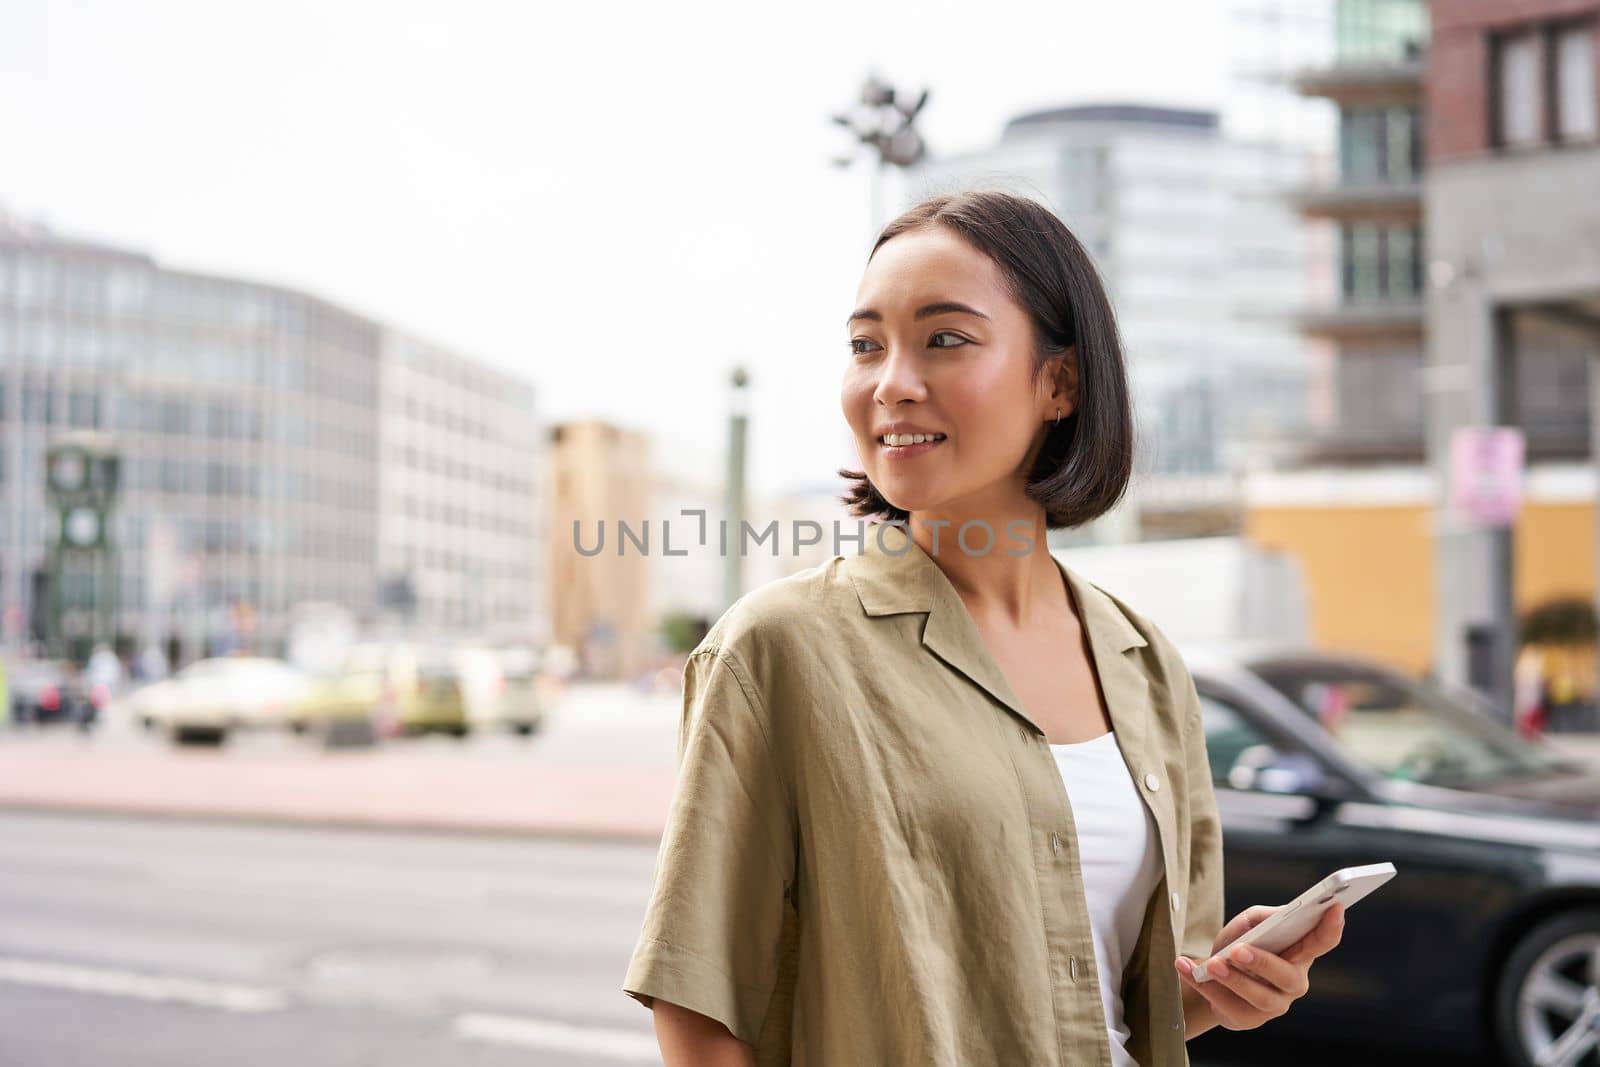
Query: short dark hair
[[837, 188, 1134, 531]]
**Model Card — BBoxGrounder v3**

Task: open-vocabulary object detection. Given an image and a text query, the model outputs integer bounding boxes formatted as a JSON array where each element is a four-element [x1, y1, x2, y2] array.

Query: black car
[[1183, 644, 1600, 1067], [8, 659, 101, 729]]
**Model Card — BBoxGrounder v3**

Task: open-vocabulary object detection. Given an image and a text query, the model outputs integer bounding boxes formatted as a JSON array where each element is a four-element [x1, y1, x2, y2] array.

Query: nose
[[870, 345, 928, 409]]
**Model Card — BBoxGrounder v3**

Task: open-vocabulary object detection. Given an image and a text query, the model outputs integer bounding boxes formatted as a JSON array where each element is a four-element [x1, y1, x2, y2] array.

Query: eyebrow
[[845, 301, 992, 330]]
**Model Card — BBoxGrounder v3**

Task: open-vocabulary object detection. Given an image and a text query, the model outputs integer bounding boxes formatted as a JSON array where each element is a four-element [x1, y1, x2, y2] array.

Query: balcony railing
[[1295, 180, 1422, 223], [1292, 58, 1423, 106], [1301, 299, 1425, 341]]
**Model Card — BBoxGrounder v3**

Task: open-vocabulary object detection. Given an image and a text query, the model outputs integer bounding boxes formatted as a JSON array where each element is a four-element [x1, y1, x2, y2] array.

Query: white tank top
[[1049, 729, 1164, 1067]]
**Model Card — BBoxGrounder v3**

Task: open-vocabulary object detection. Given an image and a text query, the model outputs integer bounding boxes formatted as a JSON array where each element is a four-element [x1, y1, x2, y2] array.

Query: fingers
[[1180, 900, 1346, 1029], [1215, 904, 1280, 948], [1282, 902, 1346, 966], [1193, 949, 1291, 1012], [1176, 956, 1272, 1020], [1205, 941, 1310, 1000]]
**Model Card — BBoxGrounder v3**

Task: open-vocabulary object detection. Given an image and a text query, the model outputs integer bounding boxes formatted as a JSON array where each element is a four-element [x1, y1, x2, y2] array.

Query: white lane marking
[[0, 956, 288, 1013], [453, 1012, 660, 1061]]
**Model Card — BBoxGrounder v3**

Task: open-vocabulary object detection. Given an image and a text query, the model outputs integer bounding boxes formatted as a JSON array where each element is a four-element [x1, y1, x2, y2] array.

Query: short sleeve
[[621, 646, 797, 1047], [1176, 655, 1226, 962]]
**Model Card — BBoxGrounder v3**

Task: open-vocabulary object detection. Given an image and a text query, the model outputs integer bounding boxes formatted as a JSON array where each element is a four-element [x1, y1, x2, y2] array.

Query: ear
[[1052, 346, 1079, 415]]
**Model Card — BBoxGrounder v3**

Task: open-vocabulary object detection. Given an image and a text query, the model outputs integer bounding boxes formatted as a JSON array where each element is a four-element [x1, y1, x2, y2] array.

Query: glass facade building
[[1295, 0, 1430, 461], [0, 219, 544, 660], [1335, 0, 1430, 62]]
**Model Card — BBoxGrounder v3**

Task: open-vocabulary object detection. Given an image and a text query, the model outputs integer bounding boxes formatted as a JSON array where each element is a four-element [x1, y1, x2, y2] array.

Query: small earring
[[1054, 408, 1062, 427]]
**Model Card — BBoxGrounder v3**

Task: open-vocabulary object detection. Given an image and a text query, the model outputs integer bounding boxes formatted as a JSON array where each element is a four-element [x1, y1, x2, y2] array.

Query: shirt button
[[1051, 833, 1062, 855], [1144, 772, 1161, 791], [1171, 891, 1181, 910], [1069, 955, 1079, 982]]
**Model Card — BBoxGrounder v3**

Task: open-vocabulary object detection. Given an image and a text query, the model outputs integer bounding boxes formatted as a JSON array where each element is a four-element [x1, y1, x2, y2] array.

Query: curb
[[0, 800, 667, 845]]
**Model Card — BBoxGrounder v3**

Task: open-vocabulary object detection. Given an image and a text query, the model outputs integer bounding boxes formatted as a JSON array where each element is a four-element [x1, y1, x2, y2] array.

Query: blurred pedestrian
[[87, 642, 123, 693]]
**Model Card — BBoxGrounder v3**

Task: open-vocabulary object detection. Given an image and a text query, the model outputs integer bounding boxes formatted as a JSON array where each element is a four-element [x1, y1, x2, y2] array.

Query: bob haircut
[[838, 188, 1134, 531]]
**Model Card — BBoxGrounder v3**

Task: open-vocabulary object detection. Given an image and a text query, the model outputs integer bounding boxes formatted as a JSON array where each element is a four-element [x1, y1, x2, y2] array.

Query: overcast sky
[[2, 0, 1245, 496]]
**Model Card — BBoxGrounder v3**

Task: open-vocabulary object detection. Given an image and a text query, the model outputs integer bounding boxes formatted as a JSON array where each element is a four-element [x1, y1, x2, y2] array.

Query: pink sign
[[1449, 426, 1525, 526]]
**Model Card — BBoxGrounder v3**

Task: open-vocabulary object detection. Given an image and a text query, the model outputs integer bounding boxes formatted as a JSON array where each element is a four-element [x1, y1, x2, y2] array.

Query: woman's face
[[841, 226, 1073, 520]]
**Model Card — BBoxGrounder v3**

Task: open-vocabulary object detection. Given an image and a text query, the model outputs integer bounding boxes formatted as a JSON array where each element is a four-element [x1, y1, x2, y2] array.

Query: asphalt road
[[0, 810, 1508, 1066]]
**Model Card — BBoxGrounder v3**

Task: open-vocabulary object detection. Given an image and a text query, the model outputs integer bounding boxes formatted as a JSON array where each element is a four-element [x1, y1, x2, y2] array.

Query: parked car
[[455, 645, 547, 737], [7, 658, 102, 729], [294, 642, 467, 740], [130, 655, 311, 745], [1184, 643, 1600, 1067], [450, 644, 507, 736]]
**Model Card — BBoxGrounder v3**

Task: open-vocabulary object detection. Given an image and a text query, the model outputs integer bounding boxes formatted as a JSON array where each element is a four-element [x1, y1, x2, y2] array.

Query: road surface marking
[[0, 956, 288, 1013], [453, 1012, 659, 1061]]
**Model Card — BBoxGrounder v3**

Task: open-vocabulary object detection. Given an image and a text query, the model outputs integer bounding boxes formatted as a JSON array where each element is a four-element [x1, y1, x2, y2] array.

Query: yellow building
[[1244, 465, 1595, 676], [545, 420, 656, 680]]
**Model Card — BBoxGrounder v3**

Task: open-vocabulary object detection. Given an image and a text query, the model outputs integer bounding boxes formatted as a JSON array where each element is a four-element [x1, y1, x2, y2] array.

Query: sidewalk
[[0, 681, 684, 842], [0, 740, 678, 841]]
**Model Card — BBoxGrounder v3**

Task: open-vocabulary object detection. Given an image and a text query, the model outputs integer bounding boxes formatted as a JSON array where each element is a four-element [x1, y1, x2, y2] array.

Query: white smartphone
[[1189, 862, 1396, 982]]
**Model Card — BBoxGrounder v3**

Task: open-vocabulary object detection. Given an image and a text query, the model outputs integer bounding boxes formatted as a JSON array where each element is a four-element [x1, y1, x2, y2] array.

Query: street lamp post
[[830, 73, 932, 240], [723, 366, 750, 612]]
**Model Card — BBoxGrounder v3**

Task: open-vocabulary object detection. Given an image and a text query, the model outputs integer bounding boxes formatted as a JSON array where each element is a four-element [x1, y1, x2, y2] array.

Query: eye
[[848, 338, 881, 356], [930, 331, 969, 348]]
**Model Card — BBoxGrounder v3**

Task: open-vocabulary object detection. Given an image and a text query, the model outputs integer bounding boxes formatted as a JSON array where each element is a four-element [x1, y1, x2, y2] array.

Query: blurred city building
[[0, 218, 546, 663], [1227, 0, 1339, 151], [1245, 0, 1439, 674], [1423, 0, 1600, 701], [375, 330, 545, 646], [906, 103, 1314, 545], [1243, 0, 1597, 702], [546, 419, 654, 679], [1292, 0, 1430, 463]]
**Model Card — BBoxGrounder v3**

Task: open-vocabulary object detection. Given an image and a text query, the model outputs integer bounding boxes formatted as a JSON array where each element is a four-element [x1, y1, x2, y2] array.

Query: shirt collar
[[843, 521, 1152, 742]]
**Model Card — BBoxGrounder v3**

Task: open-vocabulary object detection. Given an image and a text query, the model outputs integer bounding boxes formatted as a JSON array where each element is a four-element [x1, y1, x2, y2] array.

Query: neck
[[903, 511, 1063, 628]]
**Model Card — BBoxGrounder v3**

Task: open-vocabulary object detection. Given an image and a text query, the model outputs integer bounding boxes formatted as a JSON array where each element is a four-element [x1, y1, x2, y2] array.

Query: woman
[[622, 190, 1346, 1066]]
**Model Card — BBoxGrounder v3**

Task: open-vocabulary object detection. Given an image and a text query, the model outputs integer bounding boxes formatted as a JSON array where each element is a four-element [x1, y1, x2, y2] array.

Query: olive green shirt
[[622, 521, 1225, 1066]]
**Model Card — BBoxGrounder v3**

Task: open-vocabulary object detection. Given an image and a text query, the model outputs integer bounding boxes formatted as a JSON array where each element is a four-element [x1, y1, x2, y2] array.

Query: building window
[[1495, 31, 1543, 148], [1556, 23, 1598, 142], [23, 383, 53, 423], [160, 398, 189, 434], [1340, 106, 1421, 183], [161, 460, 183, 494], [68, 391, 100, 429], [1493, 21, 1599, 149], [1340, 223, 1422, 302], [1335, 0, 1428, 63], [1385, 226, 1420, 299]]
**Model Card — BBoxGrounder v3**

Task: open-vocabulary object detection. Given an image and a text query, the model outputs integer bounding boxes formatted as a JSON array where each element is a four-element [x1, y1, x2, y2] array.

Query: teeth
[[880, 433, 945, 446]]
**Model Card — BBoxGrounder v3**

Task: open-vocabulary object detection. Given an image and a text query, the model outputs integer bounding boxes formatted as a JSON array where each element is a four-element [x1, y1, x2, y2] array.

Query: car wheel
[[171, 725, 226, 746], [316, 716, 378, 749], [1492, 907, 1600, 1067]]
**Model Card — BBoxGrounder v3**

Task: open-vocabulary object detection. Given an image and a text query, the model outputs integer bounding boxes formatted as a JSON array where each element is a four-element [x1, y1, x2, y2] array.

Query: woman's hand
[[1173, 901, 1346, 1032]]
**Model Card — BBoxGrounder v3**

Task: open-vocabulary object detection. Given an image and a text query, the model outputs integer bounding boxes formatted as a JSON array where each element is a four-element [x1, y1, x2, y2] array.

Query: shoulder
[[689, 554, 859, 684]]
